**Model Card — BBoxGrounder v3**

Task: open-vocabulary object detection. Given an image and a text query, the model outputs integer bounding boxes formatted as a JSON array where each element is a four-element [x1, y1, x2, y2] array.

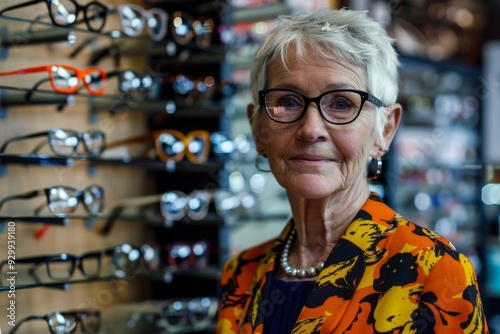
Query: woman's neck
[[285, 185, 370, 272]]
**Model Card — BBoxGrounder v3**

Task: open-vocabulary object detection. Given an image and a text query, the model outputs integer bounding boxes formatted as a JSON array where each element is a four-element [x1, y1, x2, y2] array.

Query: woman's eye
[[278, 96, 300, 108], [330, 97, 352, 110]]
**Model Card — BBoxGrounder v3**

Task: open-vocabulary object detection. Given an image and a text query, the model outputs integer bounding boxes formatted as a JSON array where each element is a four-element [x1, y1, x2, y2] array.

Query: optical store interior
[[1, 0, 500, 332]]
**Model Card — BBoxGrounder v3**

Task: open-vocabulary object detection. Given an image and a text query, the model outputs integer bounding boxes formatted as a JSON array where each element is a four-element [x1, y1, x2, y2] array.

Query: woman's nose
[[296, 102, 328, 139]]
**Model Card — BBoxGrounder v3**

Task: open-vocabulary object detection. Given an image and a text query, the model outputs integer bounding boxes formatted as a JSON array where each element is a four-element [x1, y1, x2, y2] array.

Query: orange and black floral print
[[216, 193, 488, 333]]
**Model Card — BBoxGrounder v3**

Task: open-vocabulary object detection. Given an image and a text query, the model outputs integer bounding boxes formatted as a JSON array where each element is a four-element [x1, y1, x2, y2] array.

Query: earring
[[367, 156, 382, 180], [255, 154, 271, 172]]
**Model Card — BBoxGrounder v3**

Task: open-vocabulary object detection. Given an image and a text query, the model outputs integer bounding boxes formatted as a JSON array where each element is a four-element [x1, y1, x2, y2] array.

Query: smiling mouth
[[290, 155, 331, 163]]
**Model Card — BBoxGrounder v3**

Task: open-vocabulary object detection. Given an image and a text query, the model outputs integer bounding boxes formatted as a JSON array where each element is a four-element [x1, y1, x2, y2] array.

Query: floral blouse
[[216, 193, 488, 333]]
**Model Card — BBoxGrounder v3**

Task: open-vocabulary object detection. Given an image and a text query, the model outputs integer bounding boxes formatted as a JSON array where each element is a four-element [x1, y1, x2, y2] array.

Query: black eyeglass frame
[[0, 128, 106, 158], [9, 309, 101, 334], [258, 88, 385, 125], [0, 251, 102, 282], [0, 0, 109, 33], [0, 185, 105, 218]]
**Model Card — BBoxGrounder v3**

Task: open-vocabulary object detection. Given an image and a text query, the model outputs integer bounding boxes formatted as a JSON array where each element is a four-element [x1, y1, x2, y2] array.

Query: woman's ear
[[247, 103, 266, 155], [373, 103, 403, 156]]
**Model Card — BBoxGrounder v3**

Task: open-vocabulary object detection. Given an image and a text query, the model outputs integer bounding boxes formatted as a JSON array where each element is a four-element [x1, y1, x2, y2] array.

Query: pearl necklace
[[280, 229, 325, 278]]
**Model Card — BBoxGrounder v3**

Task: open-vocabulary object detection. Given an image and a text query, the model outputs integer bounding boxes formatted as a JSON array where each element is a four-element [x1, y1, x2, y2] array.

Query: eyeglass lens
[[187, 297, 217, 329], [162, 300, 187, 328], [263, 90, 365, 123], [112, 244, 142, 274], [78, 310, 100, 333], [46, 255, 75, 280], [47, 187, 80, 216], [48, 312, 77, 333]]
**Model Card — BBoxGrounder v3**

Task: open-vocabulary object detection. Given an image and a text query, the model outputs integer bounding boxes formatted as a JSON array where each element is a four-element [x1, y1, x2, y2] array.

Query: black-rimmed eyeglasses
[[0, 128, 106, 158], [0, 185, 104, 217], [258, 88, 385, 125], [10, 309, 100, 334], [0, 243, 159, 282], [0, 0, 109, 33]]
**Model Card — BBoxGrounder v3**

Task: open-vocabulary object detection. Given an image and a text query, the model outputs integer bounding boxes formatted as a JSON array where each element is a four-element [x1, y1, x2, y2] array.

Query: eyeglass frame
[[115, 297, 218, 332], [27, 69, 155, 101], [160, 296, 218, 331], [103, 242, 160, 275], [105, 129, 212, 164], [0, 184, 105, 218], [99, 187, 257, 236], [9, 309, 101, 334], [0, 0, 109, 32], [99, 189, 212, 235], [170, 11, 215, 48], [0, 251, 103, 282], [258, 88, 385, 125], [0, 64, 107, 96], [0, 242, 158, 283], [0, 128, 106, 158], [116, 4, 168, 41], [165, 239, 211, 270]]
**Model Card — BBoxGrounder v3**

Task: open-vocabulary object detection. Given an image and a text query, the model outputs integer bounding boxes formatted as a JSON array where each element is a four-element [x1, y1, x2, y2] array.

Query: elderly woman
[[216, 9, 488, 334]]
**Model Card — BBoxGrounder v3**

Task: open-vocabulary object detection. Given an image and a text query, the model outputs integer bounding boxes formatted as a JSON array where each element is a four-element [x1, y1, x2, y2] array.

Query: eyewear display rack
[[0, 0, 231, 333]]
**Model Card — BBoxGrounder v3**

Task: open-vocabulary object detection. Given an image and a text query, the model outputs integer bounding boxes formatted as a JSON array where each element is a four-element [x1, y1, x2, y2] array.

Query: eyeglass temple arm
[[0, 255, 50, 284], [33, 201, 48, 216], [8, 315, 47, 334], [69, 37, 98, 59], [0, 189, 42, 212], [26, 12, 51, 33], [0, 0, 43, 15], [367, 94, 384, 107], [0, 65, 49, 77], [100, 205, 126, 236], [30, 139, 49, 154], [105, 134, 154, 150], [0, 131, 50, 153], [101, 193, 162, 235], [25, 78, 52, 102], [90, 44, 121, 66]]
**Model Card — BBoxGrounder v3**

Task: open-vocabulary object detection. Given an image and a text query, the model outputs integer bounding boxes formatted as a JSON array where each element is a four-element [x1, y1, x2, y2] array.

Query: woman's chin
[[281, 174, 342, 199]]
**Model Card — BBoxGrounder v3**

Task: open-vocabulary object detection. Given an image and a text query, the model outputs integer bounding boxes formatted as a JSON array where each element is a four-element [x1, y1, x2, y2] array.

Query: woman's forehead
[[267, 48, 366, 89]]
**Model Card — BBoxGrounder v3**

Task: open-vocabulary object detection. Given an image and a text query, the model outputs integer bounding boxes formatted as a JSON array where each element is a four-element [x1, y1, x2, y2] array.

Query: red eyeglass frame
[[0, 64, 107, 96]]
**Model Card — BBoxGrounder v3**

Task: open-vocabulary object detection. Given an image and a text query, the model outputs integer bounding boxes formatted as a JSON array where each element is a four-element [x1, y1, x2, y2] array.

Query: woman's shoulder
[[383, 214, 460, 255]]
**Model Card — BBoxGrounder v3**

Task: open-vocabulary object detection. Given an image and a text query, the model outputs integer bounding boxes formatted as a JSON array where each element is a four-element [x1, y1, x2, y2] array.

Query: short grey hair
[[249, 8, 400, 148]]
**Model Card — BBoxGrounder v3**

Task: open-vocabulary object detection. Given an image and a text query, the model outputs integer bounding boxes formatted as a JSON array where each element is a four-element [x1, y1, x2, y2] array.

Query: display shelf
[[0, 216, 69, 226], [88, 157, 226, 173], [231, 3, 294, 23], [0, 153, 73, 167], [0, 154, 226, 173], [89, 98, 226, 117], [0, 92, 70, 108], [0, 265, 220, 291]]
